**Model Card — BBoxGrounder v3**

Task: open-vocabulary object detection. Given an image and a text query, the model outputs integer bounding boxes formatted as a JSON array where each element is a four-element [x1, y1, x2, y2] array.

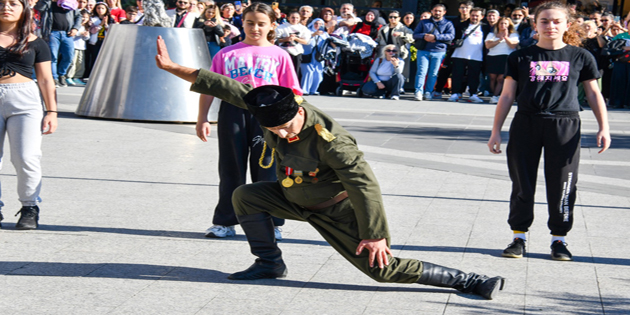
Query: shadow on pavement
[[0, 261, 456, 294]]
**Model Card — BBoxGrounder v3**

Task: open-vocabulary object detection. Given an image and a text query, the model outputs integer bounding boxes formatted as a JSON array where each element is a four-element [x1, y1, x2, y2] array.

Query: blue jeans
[[49, 30, 75, 79], [415, 50, 446, 94]]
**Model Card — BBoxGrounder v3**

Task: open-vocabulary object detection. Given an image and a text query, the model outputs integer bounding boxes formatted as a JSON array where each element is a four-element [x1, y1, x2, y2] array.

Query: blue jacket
[[413, 18, 455, 52]]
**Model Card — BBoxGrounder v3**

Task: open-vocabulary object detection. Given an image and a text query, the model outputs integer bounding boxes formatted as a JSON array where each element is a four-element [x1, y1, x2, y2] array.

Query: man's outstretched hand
[[155, 36, 199, 83], [156, 36, 174, 71]]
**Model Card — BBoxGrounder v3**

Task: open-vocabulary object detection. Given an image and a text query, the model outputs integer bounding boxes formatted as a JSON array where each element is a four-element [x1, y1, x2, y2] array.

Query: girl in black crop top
[[0, 0, 57, 229], [487, 2, 611, 261]]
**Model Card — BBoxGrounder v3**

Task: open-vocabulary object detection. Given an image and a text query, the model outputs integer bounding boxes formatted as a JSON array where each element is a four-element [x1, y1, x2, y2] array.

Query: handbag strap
[[461, 23, 481, 41]]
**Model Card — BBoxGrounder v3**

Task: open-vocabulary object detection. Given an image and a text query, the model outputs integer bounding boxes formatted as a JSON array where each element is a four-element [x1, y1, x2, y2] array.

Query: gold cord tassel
[[259, 142, 275, 169]]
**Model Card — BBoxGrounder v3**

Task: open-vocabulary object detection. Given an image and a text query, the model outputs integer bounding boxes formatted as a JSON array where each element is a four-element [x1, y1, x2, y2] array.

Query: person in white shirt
[[276, 11, 311, 78], [448, 7, 486, 103], [485, 17, 519, 104], [362, 44, 404, 100]]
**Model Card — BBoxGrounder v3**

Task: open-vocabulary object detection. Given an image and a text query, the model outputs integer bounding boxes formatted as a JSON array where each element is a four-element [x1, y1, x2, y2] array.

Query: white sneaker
[[468, 94, 484, 103], [462, 88, 470, 97], [274, 227, 283, 241], [483, 90, 491, 97], [205, 225, 236, 238], [391, 96, 399, 100], [490, 96, 500, 104], [447, 93, 461, 102], [423, 92, 432, 100], [414, 92, 423, 101]]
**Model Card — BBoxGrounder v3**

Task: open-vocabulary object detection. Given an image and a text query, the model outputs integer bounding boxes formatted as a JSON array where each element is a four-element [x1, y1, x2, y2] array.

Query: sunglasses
[[178, 1, 189, 4], [389, 16, 399, 19], [385, 49, 398, 53], [601, 19, 610, 22]]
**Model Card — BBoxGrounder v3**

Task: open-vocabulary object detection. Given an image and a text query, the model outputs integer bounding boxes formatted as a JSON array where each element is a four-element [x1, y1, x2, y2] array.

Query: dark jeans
[[215, 102, 284, 227], [362, 74, 401, 97], [506, 112, 581, 236], [83, 42, 102, 79], [451, 58, 482, 95]]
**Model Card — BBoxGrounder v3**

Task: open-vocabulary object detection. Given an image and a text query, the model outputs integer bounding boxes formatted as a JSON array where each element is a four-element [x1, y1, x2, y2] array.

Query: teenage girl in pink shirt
[[196, 2, 301, 239]]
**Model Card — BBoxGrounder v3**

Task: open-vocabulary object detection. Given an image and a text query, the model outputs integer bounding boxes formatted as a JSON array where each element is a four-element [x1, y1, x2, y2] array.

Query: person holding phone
[[375, 10, 413, 93], [362, 44, 404, 100]]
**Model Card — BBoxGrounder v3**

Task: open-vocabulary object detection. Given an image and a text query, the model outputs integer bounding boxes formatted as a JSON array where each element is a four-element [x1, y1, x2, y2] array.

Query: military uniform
[[187, 68, 504, 297]]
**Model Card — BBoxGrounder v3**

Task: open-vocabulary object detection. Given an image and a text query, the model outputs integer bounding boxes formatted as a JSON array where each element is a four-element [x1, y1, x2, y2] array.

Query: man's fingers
[[369, 250, 376, 268], [355, 243, 365, 255]]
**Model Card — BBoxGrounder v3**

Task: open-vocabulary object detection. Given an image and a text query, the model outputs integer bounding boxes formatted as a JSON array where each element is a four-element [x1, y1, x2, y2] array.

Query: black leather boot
[[15, 206, 39, 230], [417, 262, 505, 300], [228, 213, 287, 280]]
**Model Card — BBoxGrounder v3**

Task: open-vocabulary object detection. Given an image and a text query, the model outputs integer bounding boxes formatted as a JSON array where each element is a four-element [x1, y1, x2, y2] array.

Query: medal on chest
[[294, 170, 303, 184], [282, 167, 294, 188]]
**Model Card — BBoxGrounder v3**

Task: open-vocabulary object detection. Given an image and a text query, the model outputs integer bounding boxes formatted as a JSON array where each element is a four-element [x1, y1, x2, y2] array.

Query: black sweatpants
[[451, 58, 482, 95], [506, 112, 581, 236], [215, 101, 284, 227]]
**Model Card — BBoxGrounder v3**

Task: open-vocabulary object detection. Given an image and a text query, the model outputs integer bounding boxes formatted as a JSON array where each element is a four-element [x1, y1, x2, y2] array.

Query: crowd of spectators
[[28, 0, 630, 108]]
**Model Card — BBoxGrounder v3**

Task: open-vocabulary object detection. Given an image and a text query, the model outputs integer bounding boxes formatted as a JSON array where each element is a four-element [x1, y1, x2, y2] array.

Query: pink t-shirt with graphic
[[210, 42, 301, 92]]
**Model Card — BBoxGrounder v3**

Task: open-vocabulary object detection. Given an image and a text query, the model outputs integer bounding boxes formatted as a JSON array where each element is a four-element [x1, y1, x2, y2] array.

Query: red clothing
[[110, 7, 126, 23], [351, 23, 381, 40]]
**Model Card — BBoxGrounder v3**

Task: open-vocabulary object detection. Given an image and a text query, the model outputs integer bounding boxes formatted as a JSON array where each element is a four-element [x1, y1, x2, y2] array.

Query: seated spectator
[[167, 0, 196, 28], [276, 11, 311, 78], [66, 9, 91, 86], [301, 18, 329, 95], [106, 0, 126, 23], [351, 9, 382, 40], [362, 44, 404, 100], [193, 4, 224, 59], [608, 24, 630, 109], [485, 17, 518, 104], [376, 10, 413, 93], [119, 6, 138, 24]]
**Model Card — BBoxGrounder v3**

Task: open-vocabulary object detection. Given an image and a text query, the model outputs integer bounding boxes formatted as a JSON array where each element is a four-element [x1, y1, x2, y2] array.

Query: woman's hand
[[390, 57, 399, 68], [488, 132, 502, 154], [196, 121, 212, 142], [205, 20, 216, 27], [42, 112, 58, 135], [376, 82, 385, 89]]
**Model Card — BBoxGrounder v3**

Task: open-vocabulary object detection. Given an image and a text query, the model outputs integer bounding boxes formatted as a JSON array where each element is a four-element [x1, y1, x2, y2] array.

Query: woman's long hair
[[242, 2, 276, 41], [5, 0, 33, 56], [201, 3, 222, 25], [534, 1, 583, 47], [494, 17, 516, 35]]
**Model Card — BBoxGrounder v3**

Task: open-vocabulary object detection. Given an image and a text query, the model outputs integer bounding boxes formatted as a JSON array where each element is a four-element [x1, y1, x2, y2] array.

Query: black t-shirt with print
[[506, 44, 600, 113]]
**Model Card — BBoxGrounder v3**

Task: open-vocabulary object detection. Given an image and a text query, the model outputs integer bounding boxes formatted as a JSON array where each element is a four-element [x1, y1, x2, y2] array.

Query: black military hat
[[243, 85, 300, 128]]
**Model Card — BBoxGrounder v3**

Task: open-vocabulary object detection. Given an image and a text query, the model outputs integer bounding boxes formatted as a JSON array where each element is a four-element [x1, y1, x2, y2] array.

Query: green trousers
[[232, 181, 424, 283]]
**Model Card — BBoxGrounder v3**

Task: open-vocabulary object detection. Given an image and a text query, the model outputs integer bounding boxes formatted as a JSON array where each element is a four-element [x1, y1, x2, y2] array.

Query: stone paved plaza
[[1, 86, 629, 314]]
